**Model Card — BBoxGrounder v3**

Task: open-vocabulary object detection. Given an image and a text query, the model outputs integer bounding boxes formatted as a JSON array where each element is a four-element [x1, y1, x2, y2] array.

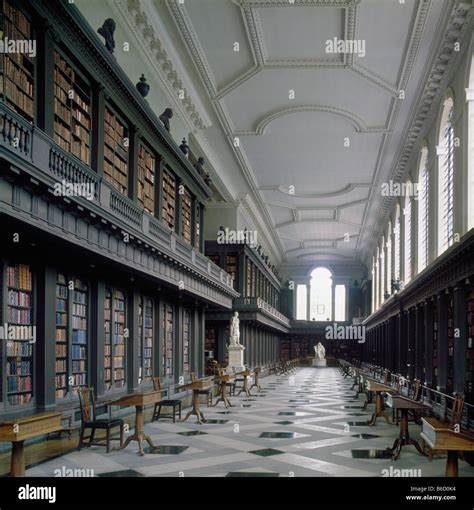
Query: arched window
[[335, 285, 346, 321], [438, 95, 455, 255], [394, 205, 401, 281], [386, 223, 392, 295], [418, 145, 429, 272], [404, 188, 412, 283], [309, 267, 332, 321], [296, 284, 307, 320]]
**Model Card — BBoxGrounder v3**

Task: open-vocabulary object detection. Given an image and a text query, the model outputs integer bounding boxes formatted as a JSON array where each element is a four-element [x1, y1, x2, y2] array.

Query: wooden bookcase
[[104, 287, 126, 391], [466, 289, 474, 401], [6, 263, 34, 407], [162, 302, 174, 378], [183, 308, 191, 374], [55, 274, 68, 400], [162, 168, 176, 230], [0, 0, 35, 122], [71, 278, 88, 389], [226, 254, 237, 290], [104, 288, 112, 390], [447, 297, 454, 393], [205, 326, 217, 354], [138, 296, 153, 385], [137, 143, 156, 214], [104, 106, 129, 195], [53, 51, 91, 165], [181, 188, 192, 244]]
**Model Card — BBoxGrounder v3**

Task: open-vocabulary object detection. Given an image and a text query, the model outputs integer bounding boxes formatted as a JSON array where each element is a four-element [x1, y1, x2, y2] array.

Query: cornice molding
[[116, 0, 207, 131], [258, 183, 373, 199]]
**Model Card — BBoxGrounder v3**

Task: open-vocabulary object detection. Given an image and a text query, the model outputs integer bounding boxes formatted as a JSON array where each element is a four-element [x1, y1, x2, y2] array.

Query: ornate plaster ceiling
[[136, 0, 471, 265]]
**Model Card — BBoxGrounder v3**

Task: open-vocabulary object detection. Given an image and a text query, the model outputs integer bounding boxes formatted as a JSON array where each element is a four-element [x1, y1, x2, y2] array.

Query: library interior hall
[[1, 0, 474, 482]]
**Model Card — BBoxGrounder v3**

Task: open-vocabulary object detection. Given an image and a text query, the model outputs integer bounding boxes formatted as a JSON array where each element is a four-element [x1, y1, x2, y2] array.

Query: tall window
[[335, 285, 346, 321], [394, 205, 401, 281], [374, 248, 380, 310], [296, 284, 307, 320], [385, 223, 392, 295], [371, 257, 376, 313], [309, 267, 332, 321], [404, 188, 412, 283], [438, 96, 455, 254], [379, 237, 385, 302], [418, 146, 429, 272]]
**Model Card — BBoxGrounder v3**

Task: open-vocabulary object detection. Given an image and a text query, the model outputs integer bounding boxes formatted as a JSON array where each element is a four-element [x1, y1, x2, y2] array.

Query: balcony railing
[[0, 102, 236, 299], [234, 297, 290, 326]]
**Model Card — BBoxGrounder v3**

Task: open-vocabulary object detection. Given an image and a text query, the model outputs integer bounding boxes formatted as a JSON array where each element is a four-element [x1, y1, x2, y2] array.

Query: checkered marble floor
[[26, 368, 474, 477]]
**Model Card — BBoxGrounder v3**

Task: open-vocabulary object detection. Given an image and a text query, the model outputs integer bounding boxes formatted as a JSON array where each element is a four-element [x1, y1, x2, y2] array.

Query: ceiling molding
[[234, 0, 358, 8], [365, 0, 474, 263], [259, 183, 373, 199], [115, 0, 208, 131], [234, 105, 389, 135]]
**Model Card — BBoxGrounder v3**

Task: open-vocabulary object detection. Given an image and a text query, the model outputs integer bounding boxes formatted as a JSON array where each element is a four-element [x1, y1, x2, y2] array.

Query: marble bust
[[229, 311, 240, 346], [314, 342, 326, 360]]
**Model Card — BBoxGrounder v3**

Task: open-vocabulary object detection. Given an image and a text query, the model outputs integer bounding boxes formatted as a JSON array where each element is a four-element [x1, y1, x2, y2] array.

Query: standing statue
[[314, 342, 326, 360], [229, 311, 240, 346]]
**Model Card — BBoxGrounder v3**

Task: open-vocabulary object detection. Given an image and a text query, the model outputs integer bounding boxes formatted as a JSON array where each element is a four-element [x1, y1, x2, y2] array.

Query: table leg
[[368, 392, 390, 426], [180, 390, 207, 424], [114, 405, 158, 456], [11, 441, 25, 477], [390, 409, 426, 460], [238, 376, 252, 398], [212, 382, 234, 408], [446, 451, 458, 477]]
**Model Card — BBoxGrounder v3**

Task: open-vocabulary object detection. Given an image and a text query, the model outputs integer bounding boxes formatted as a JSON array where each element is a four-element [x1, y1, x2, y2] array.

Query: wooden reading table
[[249, 367, 263, 392], [179, 377, 214, 424], [110, 390, 162, 456], [0, 412, 63, 476], [365, 378, 393, 426], [236, 369, 253, 398], [212, 374, 235, 408], [421, 417, 474, 477], [386, 394, 427, 459]]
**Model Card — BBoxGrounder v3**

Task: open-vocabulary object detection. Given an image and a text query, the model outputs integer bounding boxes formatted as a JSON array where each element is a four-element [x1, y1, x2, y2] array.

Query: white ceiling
[[155, 0, 451, 265]]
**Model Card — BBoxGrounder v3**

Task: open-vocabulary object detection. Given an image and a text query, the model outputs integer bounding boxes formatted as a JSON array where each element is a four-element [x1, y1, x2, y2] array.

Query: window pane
[[335, 285, 346, 322], [296, 285, 307, 320]]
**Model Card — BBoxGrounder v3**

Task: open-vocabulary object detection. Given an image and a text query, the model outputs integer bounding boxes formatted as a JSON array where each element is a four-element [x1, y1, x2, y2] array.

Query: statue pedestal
[[228, 344, 246, 373], [312, 359, 327, 367]]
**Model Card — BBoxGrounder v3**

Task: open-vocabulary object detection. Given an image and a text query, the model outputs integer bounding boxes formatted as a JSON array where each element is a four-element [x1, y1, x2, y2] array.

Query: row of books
[[72, 330, 87, 343], [57, 285, 68, 298], [8, 308, 32, 324], [7, 360, 32, 375], [6, 341, 33, 357], [56, 298, 67, 311], [55, 360, 67, 373], [114, 369, 125, 380], [56, 312, 67, 326], [113, 345, 125, 356], [3, 58, 34, 96], [105, 109, 126, 137], [7, 264, 32, 290], [9, 394, 32, 405], [56, 344, 67, 357], [72, 360, 86, 373], [8, 289, 31, 307], [54, 99, 72, 126], [4, 1, 32, 38], [72, 373, 87, 386], [72, 317, 87, 330], [73, 304, 87, 317], [73, 290, 87, 303], [56, 328, 67, 341], [72, 345, 86, 359], [54, 52, 72, 77]]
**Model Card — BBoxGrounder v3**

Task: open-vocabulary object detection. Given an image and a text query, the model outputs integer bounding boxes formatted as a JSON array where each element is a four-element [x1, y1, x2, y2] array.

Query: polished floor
[[25, 368, 474, 477]]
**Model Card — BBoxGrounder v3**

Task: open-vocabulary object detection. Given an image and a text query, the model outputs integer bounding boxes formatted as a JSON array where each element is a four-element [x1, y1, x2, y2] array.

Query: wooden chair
[[151, 377, 182, 422], [425, 393, 466, 461], [191, 372, 213, 406], [77, 387, 124, 454]]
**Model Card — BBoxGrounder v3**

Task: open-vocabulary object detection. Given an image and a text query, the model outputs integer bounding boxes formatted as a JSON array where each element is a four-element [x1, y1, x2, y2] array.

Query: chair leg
[[106, 429, 111, 454], [120, 424, 124, 448], [89, 427, 96, 446], [152, 403, 158, 422], [179, 402, 182, 420], [78, 427, 85, 451], [173, 405, 176, 423]]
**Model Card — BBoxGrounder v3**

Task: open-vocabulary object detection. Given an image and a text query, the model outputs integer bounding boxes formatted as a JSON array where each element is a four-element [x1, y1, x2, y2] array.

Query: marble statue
[[229, 311, 240, 346], [314, 342, 326, 360]]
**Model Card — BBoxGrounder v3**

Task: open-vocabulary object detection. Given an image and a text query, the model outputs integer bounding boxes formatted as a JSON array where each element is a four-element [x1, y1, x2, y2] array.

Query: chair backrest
[[191, 372, 197, 383], [152, 376, 162, 391], [450, 393, 465, 427], [77, 387, 96, 423]]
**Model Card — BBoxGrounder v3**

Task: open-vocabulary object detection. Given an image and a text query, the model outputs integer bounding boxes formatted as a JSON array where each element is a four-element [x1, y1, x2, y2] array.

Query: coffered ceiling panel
[[258, 6, 344, 64]]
